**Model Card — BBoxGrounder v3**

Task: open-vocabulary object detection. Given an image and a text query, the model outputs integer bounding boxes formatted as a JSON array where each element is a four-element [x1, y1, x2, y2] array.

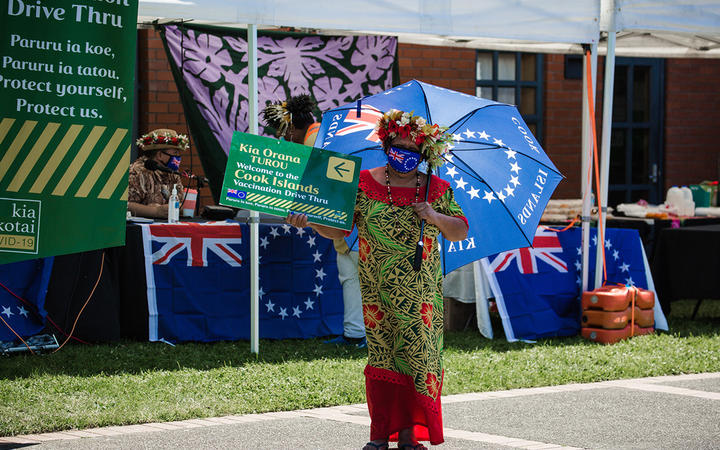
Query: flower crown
[[136, 131, 189, 151], [375, 109, 452, 169]]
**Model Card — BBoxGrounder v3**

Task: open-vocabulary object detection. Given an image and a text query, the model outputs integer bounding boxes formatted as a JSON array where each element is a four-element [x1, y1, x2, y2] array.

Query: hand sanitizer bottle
[[169, 184, 179, 223]]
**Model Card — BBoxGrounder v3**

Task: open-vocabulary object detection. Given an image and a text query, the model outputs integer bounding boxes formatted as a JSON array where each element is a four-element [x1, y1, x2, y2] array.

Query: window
[[476, 51, 543, 143]]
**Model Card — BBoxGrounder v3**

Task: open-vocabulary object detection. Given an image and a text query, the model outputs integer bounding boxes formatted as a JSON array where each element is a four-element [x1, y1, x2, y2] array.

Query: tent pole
[[581, 43, 598, 293], [594, 4, 616, 289], [248, 23, 260, 354]]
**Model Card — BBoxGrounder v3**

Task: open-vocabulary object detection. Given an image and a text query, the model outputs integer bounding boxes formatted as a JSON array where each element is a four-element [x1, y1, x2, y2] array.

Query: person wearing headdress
[[128, 128, 188, 218], [262, 94, 319, 146], [262, 95, 367, 348], [286, 109, 468, 449]]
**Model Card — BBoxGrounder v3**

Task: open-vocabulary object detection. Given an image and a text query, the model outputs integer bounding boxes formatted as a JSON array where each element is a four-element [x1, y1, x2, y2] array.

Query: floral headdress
[[375, 109, 452, 169], [136, 129, 189, 152]]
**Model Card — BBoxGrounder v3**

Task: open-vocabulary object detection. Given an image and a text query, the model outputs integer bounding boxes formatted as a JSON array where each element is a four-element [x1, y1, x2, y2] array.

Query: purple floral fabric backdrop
[[163, 25, 397, 155]]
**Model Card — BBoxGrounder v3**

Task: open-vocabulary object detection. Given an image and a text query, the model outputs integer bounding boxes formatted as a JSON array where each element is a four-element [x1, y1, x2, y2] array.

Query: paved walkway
[[2, 372, 719, 449]]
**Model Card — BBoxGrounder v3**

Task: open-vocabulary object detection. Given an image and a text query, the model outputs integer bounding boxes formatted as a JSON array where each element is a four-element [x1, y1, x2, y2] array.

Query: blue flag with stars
[[0, 258, 53, 342], [141, 221, 342, 343], [483, 227, 667, 342]]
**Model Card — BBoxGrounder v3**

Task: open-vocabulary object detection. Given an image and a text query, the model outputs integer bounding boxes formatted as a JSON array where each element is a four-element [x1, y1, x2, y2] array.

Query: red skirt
[[365, 365, 444, 445]]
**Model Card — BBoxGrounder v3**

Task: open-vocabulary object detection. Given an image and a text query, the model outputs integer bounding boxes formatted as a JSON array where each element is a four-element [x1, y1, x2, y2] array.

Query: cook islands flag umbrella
[[315, 80, 563, 274]]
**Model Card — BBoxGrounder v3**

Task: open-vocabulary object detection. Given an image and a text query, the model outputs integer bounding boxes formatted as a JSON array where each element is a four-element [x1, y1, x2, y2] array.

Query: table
[[652, 224, 720, 316]]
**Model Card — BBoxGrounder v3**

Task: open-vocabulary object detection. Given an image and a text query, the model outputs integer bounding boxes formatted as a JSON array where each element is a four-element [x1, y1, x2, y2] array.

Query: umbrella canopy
[[316, 80, 563, 273]]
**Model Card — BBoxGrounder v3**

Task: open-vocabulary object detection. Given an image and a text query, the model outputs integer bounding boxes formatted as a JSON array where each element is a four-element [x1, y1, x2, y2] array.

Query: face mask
[[163, 152, 181, 172], [387, 146, 421, 173]]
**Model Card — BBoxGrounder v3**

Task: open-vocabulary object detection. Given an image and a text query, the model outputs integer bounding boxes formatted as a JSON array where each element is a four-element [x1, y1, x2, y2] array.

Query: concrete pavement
[[2, 372, 719, 449]]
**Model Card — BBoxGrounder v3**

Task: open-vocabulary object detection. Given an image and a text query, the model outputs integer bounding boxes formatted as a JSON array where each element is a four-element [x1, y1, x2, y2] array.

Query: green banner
[[0, 0, 138, 264], [220, 133, 360, 231]]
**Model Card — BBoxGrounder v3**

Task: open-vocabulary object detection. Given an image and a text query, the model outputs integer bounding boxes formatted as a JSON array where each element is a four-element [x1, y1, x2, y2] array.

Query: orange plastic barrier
[[581, 324, 654, 344], [582, 286, 655, 311], [582, 308, 630, 329], [581, 286, 632, 311], [634, 288, 655, 309], [582, 306, 654, 330], [633, 307, 655, 328]]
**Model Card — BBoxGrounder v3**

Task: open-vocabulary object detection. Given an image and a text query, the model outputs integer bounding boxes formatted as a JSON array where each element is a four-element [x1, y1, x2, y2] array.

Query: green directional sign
[[0, 0, 139, 264], [220, 132, 361, 231]]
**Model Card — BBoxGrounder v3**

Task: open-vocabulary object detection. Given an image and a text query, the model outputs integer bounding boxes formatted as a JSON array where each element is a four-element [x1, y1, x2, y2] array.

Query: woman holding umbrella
[[287, 110, 468, 449]]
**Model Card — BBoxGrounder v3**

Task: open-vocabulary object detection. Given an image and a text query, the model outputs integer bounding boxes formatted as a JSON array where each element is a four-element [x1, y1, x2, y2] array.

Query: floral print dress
[[352, 170, 467, 445]]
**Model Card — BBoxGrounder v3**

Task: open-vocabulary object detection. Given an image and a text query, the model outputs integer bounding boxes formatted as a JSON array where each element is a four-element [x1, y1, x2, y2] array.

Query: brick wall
[[665, 59, 720, 189], [543, 54, 606, 199], [397, 44, 475, 94]]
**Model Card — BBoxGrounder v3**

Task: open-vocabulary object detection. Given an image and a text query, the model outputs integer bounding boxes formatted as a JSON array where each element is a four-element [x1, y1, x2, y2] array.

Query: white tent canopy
[[138, 0, 600, 45], [139, 1, 720, 58]]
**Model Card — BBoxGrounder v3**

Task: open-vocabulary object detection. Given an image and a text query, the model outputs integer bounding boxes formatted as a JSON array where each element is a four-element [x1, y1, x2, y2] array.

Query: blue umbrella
[[316, 80, 563, 274]]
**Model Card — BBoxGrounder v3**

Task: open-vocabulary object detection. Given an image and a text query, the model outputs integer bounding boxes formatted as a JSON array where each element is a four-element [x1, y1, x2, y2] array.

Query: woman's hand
[[285, 211, 309, 228], [412, 202, 468, 242], [412, 202, 438, 225], [286, 211, 346, 240]]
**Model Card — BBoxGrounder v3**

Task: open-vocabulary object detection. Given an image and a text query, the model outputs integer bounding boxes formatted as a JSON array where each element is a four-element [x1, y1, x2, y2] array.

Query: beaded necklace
[[385, 165, 421, 235]]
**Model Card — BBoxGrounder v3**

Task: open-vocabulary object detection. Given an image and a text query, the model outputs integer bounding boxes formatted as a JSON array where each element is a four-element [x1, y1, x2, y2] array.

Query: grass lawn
[[1, 299, 718, 436]]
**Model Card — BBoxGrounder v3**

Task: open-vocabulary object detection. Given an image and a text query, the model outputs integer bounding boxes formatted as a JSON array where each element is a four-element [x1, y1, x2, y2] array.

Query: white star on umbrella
[[455, 177, 468, 190], [307, 235, 316, 247], [445, 166, 458, 178], [620, 262, 630, 272], [279, 307, 288, 319], [577, 247, 582, 255], [260, 236, 270, 249], [463, 128, 476, 139], [292, 305, 302, 318], [444, 153, 454, 164], [1, 306, 13, 318], [483, 191, 496, 203], [265, 299, 275, 312], [510, 162, 521, 174], [315, 268, 326, 280], [575, 260, 582, 271], [504, 185, 515, 197], [281, 224, 292, 234], [613, 250, 619, 260], [592, 235, 598, 245], [504, 149, 517, 159], [269, 227, 280, 238], [496, 190, 507, 201], [625, 277, 635, 287], [605, 239, 612, 249], [509, 175, 521, 187], [477, 130, 490, 140], [452, 133, 462, 141], [304, 297, 315, 310], [296, 227, 306, 237], [493, 138, 505, 147], [467, 186, 480, 199], [18, 306, 29, 317], [259, 287, 266, 298], [312, 250, 322, 262], [313, 284, 324, 296]]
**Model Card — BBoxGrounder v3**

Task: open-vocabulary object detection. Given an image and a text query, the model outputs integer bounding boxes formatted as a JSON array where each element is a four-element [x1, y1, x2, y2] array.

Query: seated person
[[128, 128, 187, 219]]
